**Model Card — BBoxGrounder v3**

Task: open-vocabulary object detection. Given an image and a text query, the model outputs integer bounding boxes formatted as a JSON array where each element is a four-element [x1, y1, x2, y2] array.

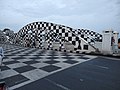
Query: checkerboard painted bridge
[[14, 21, 103, 53]]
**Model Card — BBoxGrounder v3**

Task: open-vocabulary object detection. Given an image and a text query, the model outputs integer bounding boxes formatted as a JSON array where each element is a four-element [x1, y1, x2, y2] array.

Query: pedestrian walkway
[[0, 44, 97, 89]]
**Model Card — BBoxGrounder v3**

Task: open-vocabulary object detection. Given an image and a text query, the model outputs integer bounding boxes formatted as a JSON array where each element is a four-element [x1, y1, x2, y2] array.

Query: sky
[[0, 0, 120, 34]]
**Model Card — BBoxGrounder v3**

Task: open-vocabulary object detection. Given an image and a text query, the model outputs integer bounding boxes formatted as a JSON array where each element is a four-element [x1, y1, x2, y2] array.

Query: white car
[[0, 47, 4, 72]]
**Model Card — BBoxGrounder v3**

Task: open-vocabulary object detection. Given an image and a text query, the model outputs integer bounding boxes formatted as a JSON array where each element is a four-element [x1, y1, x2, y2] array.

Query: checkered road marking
[[0, 44, 97, 89]]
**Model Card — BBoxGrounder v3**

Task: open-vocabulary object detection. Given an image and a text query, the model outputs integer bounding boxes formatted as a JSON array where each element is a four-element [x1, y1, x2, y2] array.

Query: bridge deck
[[0, 43, 120, 90], [0, 43, 96, 89]]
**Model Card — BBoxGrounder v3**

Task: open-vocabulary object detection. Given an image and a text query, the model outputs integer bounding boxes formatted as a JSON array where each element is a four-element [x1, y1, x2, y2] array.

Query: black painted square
[[0, 74, 29, 87], [38, 55, 45, 56], [64, 60, 78, 64], [72, 41, 76, 45], [12, 56, 26, 59], [44, 60, 59, 64], [18, 55, 29, 56], [14, 66, 36, 73], [33, 55, 42, 57], [47, 54, 58, 56], [61, 57, 74, 59], [1, 66, 10, 71], [46, 57, 59, 59], [3, 56, 9, 59], [3, 61, 19, 65], [68, 37, 72, 41], [83, 45, 88, 50], [73, 54, 85, 56], [40, 65, 61, 72], [77, 56, 89, 59], [29, 57, 42, 59], [23, 60, 39, 64], [6, 54, 15, 56]]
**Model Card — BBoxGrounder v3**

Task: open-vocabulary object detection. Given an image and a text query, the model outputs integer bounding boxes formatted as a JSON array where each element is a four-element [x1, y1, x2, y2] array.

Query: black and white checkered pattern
[[69, 28, 102, 45], [14, 22, 99, 52], [0, 43, 96, 89], [76, 29, 102, 42]]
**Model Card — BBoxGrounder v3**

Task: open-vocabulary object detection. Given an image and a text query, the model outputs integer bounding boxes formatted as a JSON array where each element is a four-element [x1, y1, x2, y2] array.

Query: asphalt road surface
[[15, 57, 120, 90]]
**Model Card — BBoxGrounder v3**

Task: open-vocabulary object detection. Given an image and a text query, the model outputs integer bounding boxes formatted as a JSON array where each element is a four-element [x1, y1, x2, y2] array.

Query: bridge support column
[[113, 31, 119, 53], [102, 30, 114, 54]]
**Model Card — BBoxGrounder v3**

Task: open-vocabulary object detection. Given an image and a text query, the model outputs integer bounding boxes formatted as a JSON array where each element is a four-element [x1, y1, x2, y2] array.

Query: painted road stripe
[[45, 78, 71, 90], [95, 65, 109, 69]]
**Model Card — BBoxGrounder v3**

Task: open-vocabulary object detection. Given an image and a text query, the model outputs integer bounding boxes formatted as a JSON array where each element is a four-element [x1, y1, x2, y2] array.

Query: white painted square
[[22, 69, 49, 81], [30, 62, 49, 68], [3, 58, 14, 62], [7, 63, 27, 69], [0, 69, 18, 79], [54, 59, 68, 62], [74, 59, 88, 63], [83, 55, 97, 59], [17, 59, 31, 62], [53, 62, 71, 68]]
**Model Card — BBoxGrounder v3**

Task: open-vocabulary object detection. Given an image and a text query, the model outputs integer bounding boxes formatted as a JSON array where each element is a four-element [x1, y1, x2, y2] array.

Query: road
[[15, 57, 120, 90], [0, 44, 120, 90]]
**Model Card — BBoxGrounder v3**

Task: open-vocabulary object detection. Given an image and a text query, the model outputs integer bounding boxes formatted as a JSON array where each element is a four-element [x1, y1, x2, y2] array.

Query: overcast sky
[[0, 0, 120, 34]]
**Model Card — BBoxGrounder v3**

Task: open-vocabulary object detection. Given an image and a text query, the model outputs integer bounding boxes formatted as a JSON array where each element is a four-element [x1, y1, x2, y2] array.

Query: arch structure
[[78, 29, 102, 42], [16, 21, 97, 53], [70, 29, 102, 45]]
